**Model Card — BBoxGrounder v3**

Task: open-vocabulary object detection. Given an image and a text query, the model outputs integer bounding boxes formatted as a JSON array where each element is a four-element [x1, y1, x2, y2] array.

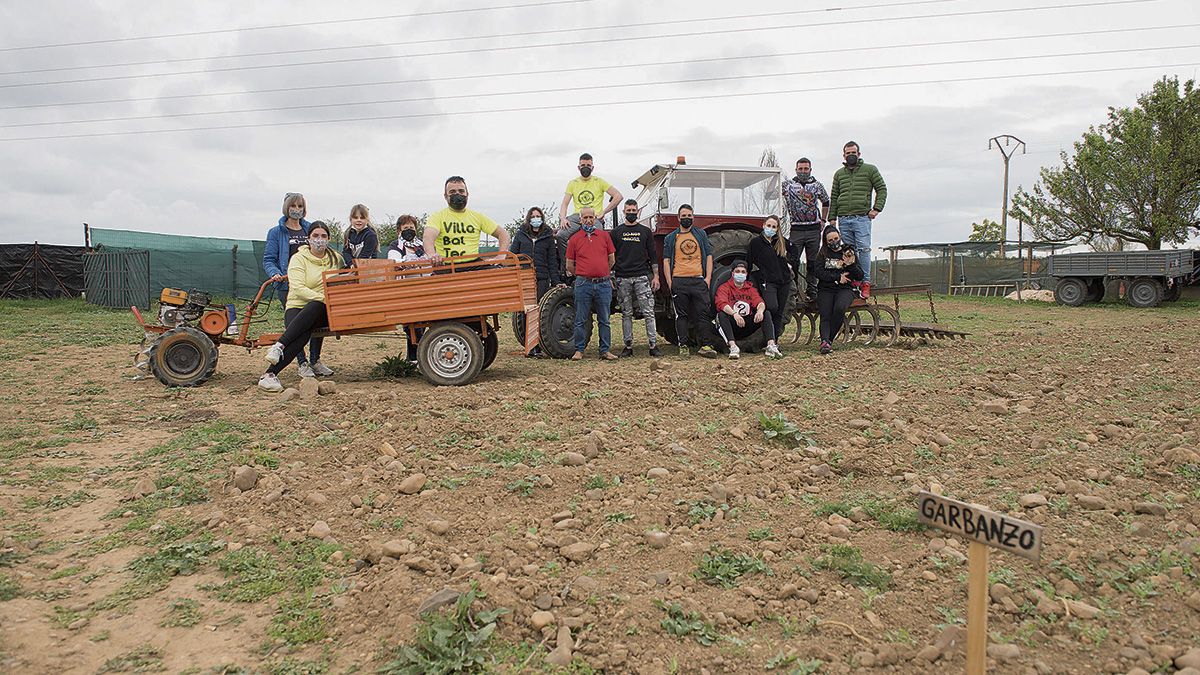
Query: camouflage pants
[[615, 275, 657, 347]]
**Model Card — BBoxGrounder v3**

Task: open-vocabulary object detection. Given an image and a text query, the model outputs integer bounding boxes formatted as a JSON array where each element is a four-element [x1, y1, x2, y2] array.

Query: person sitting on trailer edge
[[423, 176, 510, 263], [715, 260, 781, 360], [259, 222, 345, 392], [387, 214, 428, 363], [566, 207, 617, 361]]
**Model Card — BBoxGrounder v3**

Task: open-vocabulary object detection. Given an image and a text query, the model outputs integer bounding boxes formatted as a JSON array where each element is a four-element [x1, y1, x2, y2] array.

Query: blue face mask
[[582, 223, 596, 234], [530, 217, 543, 228], [733, 272, 748, 284], [763, 227, 777, 239]]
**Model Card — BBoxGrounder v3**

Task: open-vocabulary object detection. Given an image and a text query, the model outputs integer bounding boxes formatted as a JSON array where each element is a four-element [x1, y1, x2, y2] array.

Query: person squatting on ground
[[814, 225, 864, 355], [423, 176, 510, 263], [557, 153, 623, 248], [829, 141, 886, 297], [782, 157, 829, 302], [714, 260, 781, 360], [565, 208, 617, 361], [747, 214, 791, 351], [663, 204, 724, 358], [263, 192, 318, 377], [611, 199, 661, 357], [259, 222, 345, 391], [342, 203, 378, 265], [387, 215, 428, 362], [510, 206, 561, 302]]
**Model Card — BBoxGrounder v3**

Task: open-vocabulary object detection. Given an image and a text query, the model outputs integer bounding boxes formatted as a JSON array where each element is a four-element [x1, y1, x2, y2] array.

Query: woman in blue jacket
[[263, 193, 327, 377]]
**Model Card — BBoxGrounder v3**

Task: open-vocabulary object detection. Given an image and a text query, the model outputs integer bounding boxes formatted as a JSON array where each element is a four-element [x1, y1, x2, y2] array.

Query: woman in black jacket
[[813, 225, 864, 354], [510, 206, 561, 300], [747, 214, 791, 347]]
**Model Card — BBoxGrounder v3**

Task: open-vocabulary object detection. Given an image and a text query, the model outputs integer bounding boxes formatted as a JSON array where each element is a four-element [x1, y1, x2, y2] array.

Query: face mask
[[679, 217, 693, 229], [530, 217, 543, 229], [582, 223, 596, 234], [796, 171, 811, 182], [733, 272, 748, 284], [624, 212, 638, 224], [448, 194, 467, 209], [828, 240, 843, 251], [579, 166, 593, 178], [845, 154, 859, 167], [310, 238, 329, 252], [763, 227, 777, 239], [400, 229, 416, 241], [287, 208, 304, 220]]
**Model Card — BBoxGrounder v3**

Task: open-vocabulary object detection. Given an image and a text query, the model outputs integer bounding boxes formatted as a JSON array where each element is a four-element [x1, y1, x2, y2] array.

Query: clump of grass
[[813, 545, 891, 591], [656, 601, 719, 646], [694, 549, 770, 588], [747, 527, 774, 542], [377, 587, 508, 674], [371, 354, 419, 379], [96, 644, 165, 673], [584, 474, 620, 490], [160, 598, 203, 628], [269, 593, 329, 645], [504, 476, 541, 498], [482, 447, 545, 468], [757, 412, 815, 446], [0, 573, 21, 601]]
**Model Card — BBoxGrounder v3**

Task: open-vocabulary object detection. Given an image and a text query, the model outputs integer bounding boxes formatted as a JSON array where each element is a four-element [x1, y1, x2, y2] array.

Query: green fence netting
[[90, 228, 269, 299]]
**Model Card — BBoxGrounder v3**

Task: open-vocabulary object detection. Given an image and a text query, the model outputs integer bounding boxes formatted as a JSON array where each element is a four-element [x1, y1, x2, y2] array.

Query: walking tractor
[[132, 253, 540, 387]]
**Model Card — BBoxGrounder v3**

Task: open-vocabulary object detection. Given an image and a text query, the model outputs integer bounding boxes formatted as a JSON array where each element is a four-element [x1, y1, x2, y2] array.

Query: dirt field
[[1, 296, 1198, 675]]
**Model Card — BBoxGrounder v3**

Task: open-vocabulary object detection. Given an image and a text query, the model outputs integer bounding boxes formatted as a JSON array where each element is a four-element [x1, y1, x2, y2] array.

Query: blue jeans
[[573, 277, 612, 354], [838, 214, 872, 282]]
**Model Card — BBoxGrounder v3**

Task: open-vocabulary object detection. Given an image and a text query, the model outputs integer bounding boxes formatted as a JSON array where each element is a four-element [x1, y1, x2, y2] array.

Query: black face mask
[[400, 229, 416, 241], [827, 241, 843, 252], [844, 154, 859, 167], [679, 217, 693, 228], [579, 166, 593, 177], [448, 194, 467, 209], [624, 212, 638, 224]]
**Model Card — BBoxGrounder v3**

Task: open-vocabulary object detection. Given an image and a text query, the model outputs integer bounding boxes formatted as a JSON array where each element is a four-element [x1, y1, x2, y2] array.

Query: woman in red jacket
[[714, 260, 782, 360]]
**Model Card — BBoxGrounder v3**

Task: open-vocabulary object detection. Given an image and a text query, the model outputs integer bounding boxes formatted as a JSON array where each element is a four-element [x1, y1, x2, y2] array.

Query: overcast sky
[[1, 0, 1198, 249]]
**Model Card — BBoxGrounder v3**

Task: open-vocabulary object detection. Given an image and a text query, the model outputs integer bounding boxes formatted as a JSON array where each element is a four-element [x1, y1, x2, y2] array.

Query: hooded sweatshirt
[[286, 244, 345, 309]]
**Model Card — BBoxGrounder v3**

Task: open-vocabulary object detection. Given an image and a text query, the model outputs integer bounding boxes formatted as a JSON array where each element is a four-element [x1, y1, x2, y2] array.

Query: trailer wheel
[[510, 311, 526, 347], [418, 322, 484, 386], [1163, 281, 1181, 302], [1054, 277, 1088, 306], [482, 331, 499, 370], [537, 284, 588, 359], [1127, 277, 1163, 308], [1085, 280, 1105, 303], [148, 326, 218, 387]]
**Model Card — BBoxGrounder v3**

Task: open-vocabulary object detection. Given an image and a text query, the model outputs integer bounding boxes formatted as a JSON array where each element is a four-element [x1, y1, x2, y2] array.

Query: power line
[[4, 21, 1193, 112], [0, 0, 958, 77], [6, 43, 1195, 130], [3, 60, 1194, 143], [0, 0, 596, 53], [0, 0, 1158, 90]]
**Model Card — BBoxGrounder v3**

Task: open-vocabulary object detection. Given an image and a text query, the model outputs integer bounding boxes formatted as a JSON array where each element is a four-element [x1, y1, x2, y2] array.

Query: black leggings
[[671, 277, 724, 350], [761, 282, 789, 341], [817, 288, 854, 343], [269, 302, 328, 374], [717, 312, 775, 346]]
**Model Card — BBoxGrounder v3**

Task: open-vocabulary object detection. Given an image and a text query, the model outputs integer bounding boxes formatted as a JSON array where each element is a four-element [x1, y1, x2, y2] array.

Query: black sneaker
[[648, 346, 663, 357], [619, 346, 634, 358]]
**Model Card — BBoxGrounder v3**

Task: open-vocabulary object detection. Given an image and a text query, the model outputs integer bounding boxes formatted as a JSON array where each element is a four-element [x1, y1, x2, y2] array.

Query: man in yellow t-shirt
[[557, 152, 623, 248], [423, 175, 511, 263]]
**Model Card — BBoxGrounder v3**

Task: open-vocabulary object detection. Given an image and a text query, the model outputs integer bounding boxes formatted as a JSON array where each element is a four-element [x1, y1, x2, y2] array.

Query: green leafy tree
[[967, 218, 1003, 242], [504, 203, 559, 239], [1009, 76, 1200, 249]]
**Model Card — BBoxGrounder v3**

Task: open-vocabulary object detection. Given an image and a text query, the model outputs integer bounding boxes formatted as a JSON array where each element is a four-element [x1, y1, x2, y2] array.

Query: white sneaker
[[766, 344, 783, 359], [258, 373, 283, 392], [297, 362, 316, 378], [728, 344, 740, 360], [310, 361, 334, 377], [264, 342, 283, 365]]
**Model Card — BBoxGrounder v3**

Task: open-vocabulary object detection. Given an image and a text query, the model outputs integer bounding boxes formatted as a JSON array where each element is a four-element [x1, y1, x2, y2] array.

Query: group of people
[[255, 143, 886, 390]]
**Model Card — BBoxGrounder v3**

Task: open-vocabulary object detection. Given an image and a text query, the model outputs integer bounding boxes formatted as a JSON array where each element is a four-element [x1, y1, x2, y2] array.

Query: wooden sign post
[[916, 491, 1043, 674]]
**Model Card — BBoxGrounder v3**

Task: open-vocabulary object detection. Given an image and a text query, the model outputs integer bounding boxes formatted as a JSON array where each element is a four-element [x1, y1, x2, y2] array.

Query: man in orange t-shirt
[[662, 204, 723, 357]]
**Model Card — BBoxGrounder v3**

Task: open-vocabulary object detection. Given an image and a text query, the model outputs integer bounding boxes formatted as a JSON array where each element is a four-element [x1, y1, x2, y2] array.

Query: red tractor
[[520, 161, 796, 356]]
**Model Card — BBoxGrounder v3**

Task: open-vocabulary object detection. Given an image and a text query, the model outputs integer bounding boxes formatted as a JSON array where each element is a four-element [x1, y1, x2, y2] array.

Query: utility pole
[[988, 135, 1025, 258]]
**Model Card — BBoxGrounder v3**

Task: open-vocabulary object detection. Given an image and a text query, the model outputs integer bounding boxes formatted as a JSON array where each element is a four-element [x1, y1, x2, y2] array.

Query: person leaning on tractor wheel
[[565, 207, 617, 361], [715, 260, 781, 360], [258, 222, 345, 392], [813, 225, 864, 355], [828, 141, 886, 298], [263, 192, 317, 377], [747, 214, 791, 352], [663, 204, 724, 358]]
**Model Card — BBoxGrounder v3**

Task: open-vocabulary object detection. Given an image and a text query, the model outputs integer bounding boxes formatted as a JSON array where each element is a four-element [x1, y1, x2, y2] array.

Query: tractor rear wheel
[[148, 326, 218, 387], [537, 284, 590, 359], [418, 322, 484, 386], [1054, 277, 1088, 307], [1126, 277, 1163, 308], [707, 229, 794, 352]]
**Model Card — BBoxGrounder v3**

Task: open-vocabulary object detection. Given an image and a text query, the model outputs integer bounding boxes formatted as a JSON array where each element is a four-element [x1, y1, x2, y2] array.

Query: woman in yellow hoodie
[[259, 222, 345, 392]]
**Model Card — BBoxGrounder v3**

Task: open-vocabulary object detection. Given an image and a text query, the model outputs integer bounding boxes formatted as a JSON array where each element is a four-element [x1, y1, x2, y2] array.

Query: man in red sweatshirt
[[714, 260, 782, 359]]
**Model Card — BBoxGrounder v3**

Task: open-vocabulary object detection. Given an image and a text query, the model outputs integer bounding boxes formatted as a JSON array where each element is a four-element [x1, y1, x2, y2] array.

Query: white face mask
[[309, 238, 329, 252], [763, 227, 777, 239]]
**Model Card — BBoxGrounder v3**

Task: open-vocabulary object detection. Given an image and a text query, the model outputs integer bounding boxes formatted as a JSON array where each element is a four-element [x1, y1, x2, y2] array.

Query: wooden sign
[[916, 491, 1045, 675], [916, 491, 1043, 562]]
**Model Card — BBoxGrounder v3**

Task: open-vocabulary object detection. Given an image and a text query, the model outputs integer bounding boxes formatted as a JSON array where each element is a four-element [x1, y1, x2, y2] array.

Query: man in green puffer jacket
[[829, 141, 887, 297]]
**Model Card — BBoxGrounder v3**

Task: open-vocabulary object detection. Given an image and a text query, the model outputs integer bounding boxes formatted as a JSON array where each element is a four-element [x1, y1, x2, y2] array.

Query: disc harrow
[[789, 284, 969, 346]]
